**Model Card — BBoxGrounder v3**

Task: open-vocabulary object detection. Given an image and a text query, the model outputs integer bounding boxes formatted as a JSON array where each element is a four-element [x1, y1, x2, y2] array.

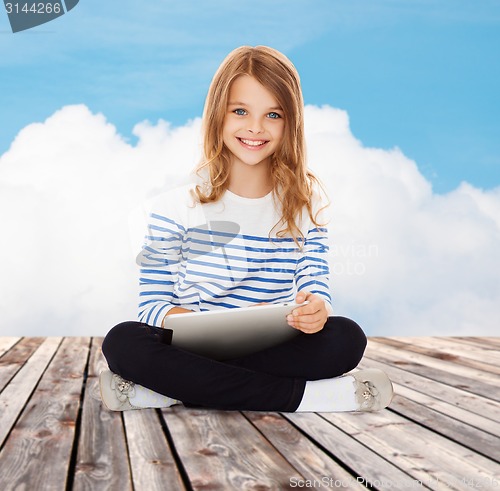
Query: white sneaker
[[99, 370, 140, 411], [352, 368, 394, 411]]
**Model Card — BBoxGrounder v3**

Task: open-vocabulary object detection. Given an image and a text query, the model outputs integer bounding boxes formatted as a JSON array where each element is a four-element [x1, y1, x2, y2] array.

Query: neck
[[227, 160, 273, 198]]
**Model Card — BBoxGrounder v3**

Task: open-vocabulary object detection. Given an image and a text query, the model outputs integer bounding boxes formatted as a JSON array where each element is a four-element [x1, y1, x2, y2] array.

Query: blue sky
[[1, 0, 499, 193], [2, 0, 500, 337]]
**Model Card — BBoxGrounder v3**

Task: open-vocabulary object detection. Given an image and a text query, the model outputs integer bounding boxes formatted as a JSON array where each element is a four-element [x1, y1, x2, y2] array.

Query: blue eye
[[268, 112, 281, 119], [233, 108, 247, 116]]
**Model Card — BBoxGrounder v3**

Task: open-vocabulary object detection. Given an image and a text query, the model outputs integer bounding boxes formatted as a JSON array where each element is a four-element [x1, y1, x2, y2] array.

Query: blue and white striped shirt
[[137, 184, 332, 327]]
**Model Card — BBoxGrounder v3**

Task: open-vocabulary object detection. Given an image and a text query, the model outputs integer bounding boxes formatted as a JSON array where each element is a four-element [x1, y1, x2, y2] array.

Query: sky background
[[1, 0, 499, 337]]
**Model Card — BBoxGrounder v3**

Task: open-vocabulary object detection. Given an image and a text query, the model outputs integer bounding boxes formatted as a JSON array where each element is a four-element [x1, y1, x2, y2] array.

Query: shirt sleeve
[[136, 207, 186, 327], [294, 191, 333, 314], [295, 225, 333, 314]]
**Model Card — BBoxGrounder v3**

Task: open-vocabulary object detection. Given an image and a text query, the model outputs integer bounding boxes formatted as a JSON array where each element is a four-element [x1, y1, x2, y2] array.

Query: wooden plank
[[244, 411, 366, 489], [283, 412, 420, 488], [377, 336, 500, 375], [321, 409, 500, 491], [0, 337, 89, 490], [365, 339, 500, 400], [370, 337, 500, 388], [123, 408, 185, 490], [359, 357, 500, 423], [1, 336, 498, 491], [392, 382, 500, 441], [389, 390, 500, 462], [73, 337, 133, 491], [162, 407, 303, 490], [0, 338, 21, 358], [0, 337, 45, 392], [437, 336, 500, 353], [458, 337, 500, 349], [0, 337, 62, 448]]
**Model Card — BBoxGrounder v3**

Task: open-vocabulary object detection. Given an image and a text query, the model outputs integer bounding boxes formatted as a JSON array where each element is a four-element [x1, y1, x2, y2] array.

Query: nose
[[247, 116, 264, 134]]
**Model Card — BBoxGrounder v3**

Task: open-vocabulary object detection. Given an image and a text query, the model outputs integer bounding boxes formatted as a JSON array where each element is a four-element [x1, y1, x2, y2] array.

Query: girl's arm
[[136, 209, 186, 327], [295, 226, 332, 302], [292, 217, 332, 333]]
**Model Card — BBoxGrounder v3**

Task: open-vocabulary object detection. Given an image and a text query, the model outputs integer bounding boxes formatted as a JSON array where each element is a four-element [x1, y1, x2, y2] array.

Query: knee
[[332, 316, 367, 371], [101, 321, 142, 362], [329, 316, 367, 349], [312, 317, 367, 378]]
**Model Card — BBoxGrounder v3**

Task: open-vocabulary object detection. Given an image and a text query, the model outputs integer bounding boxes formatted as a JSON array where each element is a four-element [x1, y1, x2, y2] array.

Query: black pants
[[101, 316, 367, 412]]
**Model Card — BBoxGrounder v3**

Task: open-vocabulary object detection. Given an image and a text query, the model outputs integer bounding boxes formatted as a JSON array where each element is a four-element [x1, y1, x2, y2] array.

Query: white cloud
[[0, 105, 201, 336], [0, 104, 498, 336], [305, 105, 500, 335]]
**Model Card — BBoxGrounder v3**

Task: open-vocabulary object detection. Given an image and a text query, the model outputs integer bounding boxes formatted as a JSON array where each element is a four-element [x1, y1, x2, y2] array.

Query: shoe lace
[[112, 375, 136, 402]]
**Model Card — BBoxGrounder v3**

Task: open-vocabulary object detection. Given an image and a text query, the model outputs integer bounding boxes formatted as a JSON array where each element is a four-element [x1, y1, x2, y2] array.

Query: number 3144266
[[5, 3, 62, 14]]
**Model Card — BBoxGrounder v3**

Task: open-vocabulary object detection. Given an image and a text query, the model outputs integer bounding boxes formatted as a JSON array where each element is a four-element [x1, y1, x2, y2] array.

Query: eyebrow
[[228, 101, 283, 111]]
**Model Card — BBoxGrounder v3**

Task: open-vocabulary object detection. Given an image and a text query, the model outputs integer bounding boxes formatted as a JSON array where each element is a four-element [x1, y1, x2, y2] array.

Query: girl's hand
[[162, 307, 193, 328], [287, 291, 328, 334]]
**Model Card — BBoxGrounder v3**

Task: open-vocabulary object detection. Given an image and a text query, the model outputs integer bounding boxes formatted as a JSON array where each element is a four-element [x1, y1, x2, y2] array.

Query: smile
[[237, 138, 268, 148]]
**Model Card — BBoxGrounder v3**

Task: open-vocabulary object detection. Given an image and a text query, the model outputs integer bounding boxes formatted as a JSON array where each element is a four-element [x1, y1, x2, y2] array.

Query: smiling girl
[[99, 46, 393, 412]]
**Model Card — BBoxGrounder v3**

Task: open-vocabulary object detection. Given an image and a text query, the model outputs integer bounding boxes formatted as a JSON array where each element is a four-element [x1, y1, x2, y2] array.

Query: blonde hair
[[194, 45, 328, 246]]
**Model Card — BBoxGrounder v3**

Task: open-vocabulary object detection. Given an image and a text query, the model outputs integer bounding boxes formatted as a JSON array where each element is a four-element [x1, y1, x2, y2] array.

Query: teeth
[[240, 139, 266, 146]]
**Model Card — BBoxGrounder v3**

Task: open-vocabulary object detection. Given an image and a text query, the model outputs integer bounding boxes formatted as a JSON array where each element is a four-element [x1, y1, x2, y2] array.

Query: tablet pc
[[164, 302, 306, 360]]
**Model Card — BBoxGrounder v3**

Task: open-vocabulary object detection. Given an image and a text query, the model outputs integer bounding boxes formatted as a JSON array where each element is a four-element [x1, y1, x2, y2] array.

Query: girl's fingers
[[290, 292, 328, 332], [288, 311, 323, 325], [292, 304, 316, 316], [292, 297, 323, 316], [288, 315, 327, 335], [296, 323, 324, 334]]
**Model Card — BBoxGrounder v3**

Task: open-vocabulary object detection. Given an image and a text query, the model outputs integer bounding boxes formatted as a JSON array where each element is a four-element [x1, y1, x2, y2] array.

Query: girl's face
[[222, 75, 285, 170]]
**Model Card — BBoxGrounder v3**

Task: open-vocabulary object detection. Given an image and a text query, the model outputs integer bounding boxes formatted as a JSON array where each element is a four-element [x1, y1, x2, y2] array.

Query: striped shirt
[[137, 184, 332, 327]]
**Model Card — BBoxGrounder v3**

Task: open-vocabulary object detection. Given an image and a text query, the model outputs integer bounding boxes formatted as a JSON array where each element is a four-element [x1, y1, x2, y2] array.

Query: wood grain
[[163, 407, 302, 490], [284, 412, 419, 488], [72, 338, 133, 491], [244, 411, 366, 489], [123, 408, 185, 490], [0, 338, 21, 359], [392, 382, 500, 439], [359, 356, 500, 423], [1, 336, 499, 490], [376, 336, 500, 375], [322, 408, 499, 490], [0, 337, 45, 392], [0, 337, 89, 490], [365, 339, 500, 399], [0, 337, 62, 448]]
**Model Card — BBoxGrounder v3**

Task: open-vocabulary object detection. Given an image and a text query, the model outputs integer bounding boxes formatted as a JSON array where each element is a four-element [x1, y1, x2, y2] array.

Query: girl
[[100, 46, 393, 412]]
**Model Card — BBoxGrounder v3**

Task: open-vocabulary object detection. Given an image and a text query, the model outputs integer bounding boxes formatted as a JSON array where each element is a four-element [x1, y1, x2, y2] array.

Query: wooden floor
[[0, 337, 499, 490]]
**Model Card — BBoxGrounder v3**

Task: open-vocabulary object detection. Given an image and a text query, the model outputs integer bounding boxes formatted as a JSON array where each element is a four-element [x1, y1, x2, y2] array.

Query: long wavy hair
[[193, 45, 328, 246]]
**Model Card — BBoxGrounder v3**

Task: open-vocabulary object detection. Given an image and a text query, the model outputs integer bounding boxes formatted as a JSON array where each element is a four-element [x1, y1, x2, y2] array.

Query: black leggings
[[101, 316, 367, 412]]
